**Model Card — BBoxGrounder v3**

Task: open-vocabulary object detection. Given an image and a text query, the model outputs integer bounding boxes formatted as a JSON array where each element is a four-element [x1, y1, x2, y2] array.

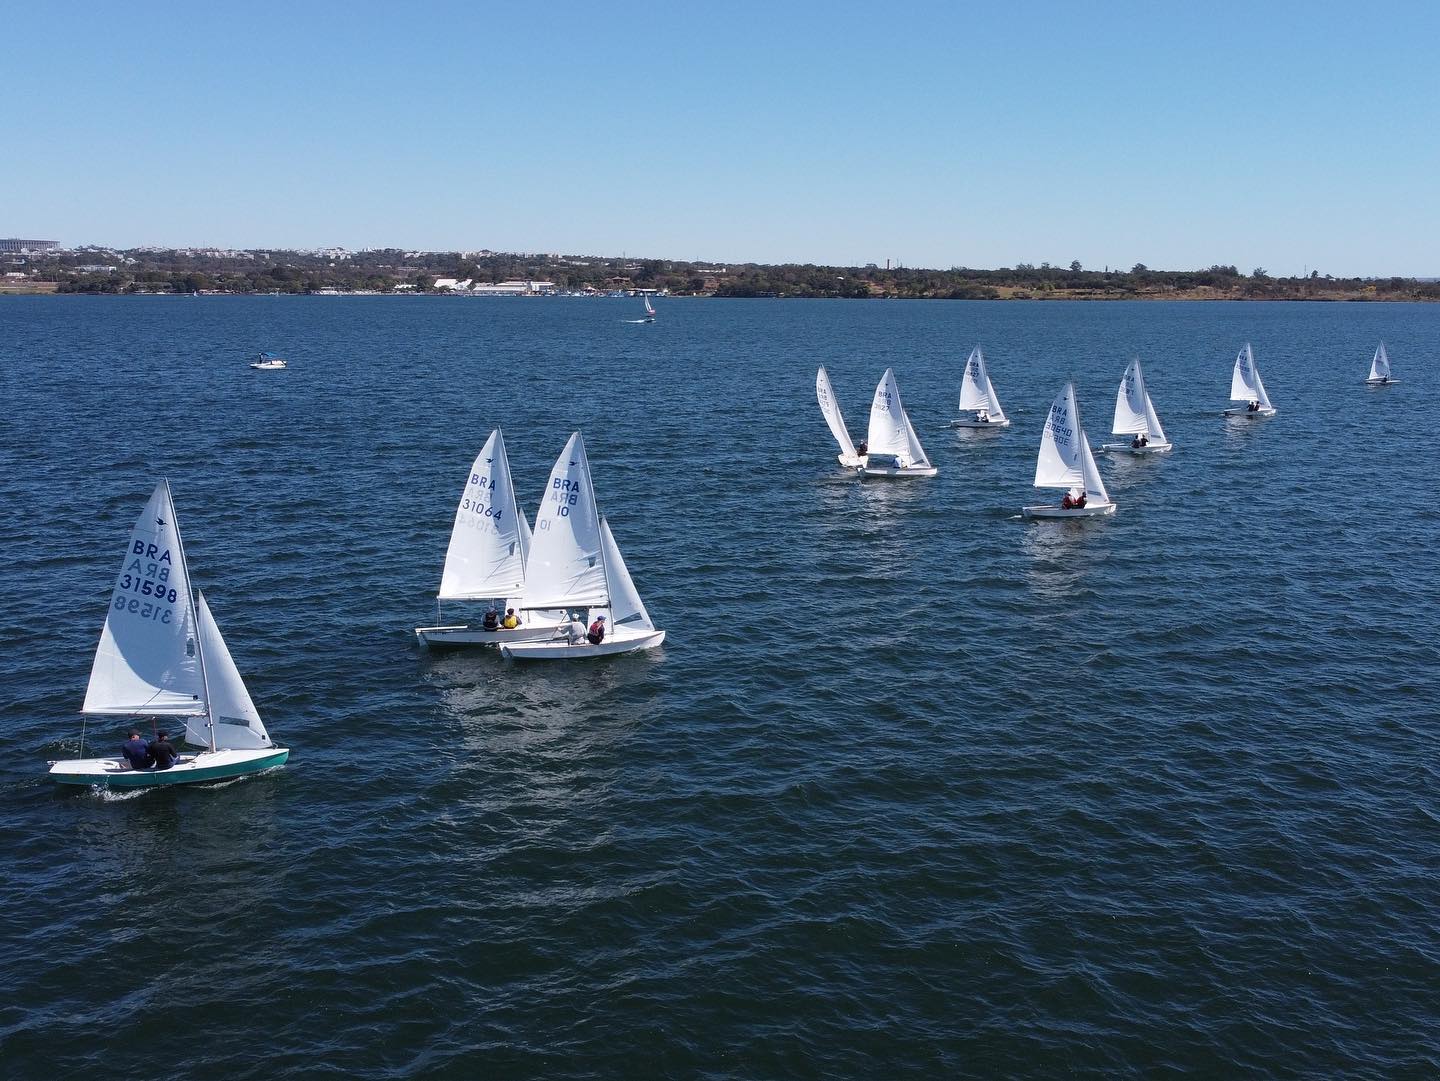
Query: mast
[[168, 480, 215, 752]]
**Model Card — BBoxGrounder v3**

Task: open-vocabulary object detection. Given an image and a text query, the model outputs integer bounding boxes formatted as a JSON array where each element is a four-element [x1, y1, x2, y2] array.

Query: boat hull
[[1099, 441, 1174, 456], [1022, 502, 1117, 519], [949, 418, 1010, 428], [1222, 407, 1276, 418], [860, 463, 938, 478], [500, 629, 665, 661], [415, 623, 563, 648], [49, 747, 289, 788], [1365, 378, 1399, 386]]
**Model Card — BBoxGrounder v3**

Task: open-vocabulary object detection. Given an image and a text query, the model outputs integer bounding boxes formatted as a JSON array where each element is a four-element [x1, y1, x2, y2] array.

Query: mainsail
[[83, 480, 204, 716], [438, 429, 527, 602], [1112, 358, 1150, 435], [1034, 383, 1084, 489], [523, 432, 608, 610], [816, 366, 859, 459]]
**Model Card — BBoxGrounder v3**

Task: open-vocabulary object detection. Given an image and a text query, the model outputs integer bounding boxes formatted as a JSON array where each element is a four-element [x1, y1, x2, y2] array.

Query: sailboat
[[1222, 343, 1276, 417], [861, 368, 937, 477], [816, 366, 867, 467], [1100, 357, 1173, 455], [950, 346, 1010, 428], [642, 294, 656, 322], [500, 432, 664, 660], [1365, 342, 1397, 385], [1022, 383, 1116, 518], [249, 352, 287, 370], [415, 429, 557, 647], [48, 481, 289, 787]]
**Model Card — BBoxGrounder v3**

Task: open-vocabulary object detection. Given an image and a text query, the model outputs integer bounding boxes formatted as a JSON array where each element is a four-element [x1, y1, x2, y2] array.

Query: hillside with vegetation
[[3, 247, 1436, 301]]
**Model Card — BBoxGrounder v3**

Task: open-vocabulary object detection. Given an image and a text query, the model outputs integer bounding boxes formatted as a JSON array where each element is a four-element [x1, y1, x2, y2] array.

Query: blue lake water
[[1, 296, 1437, 1079]]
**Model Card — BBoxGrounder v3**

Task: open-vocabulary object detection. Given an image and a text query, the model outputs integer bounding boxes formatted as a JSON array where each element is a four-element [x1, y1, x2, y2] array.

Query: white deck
[[415, 622, 563, 647], [949, 417, 1010, 429], [1223, 406, 1277, 418], [1099, 441, 1174, 456], [49, 747, 289, 787]]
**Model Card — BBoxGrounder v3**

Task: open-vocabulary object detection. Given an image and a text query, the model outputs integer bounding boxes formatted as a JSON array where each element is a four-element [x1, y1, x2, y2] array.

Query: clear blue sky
[[4, 2, 1438, 275]]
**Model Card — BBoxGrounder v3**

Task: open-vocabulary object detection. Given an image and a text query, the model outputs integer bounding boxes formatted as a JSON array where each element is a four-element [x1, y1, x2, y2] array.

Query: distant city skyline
[[5, 3, 1439, 277]]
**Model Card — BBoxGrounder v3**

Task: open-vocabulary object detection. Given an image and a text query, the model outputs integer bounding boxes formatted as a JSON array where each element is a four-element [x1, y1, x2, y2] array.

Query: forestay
[[600, 518, 653, 631], [83, 480, 204, 716], [438, 429, 528, 601], [188, 590, 274, 750], [959, 347, 1006, 420], [524, 432, 608, 610], [816, 366, 859, 458]]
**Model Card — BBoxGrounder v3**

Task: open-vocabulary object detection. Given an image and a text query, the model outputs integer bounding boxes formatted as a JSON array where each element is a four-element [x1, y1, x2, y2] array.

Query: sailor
[[482, 608, 500, 632], [147, 730, 179, 770], [121, 730, 153, 770], [1061, 491, 1076, 510], [856, 441, 868, 455], [1131, 433, 1147, 448], [1247, 400, 1259, 412], [977, 408, 989, 423], [586, 615, 607, 645], [501, 607, 521, 630]]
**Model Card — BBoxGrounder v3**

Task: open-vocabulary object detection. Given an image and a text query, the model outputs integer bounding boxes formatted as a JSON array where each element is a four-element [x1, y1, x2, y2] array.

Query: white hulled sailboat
[[1100, 357, 1173, 455], [500, 432, 664, 660], [816, 366, 867, 468], [1365, 342, 1397, 385], [48, 480, 289, 787], [415, 429, 557, 647], [1022, 383, 1116, 518], [1222, 343, 1277, 417], [643, 294, 656, 322], [950, 346, 1010, 428], [861, 368, 937, 477]]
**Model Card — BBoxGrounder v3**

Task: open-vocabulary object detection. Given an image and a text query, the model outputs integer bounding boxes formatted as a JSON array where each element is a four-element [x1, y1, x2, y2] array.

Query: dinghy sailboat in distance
[[48, 480, 289, 788], [500, 432, 664, 661], [950, 346, 1010, 427], [861, 368, 937, 477], [816, 366, 867, 468], [1223, 343, 1276, 417], [249, 352, 287, 370], [1366, 342, 1397, 385], [415, 429, 557, 647], [642, 294, 656, 322], [1100, 357, 1173, 455], [1022, 383, 1116, 519]]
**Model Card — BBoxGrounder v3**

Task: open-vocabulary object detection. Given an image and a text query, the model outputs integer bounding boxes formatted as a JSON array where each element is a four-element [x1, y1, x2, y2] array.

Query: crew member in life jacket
[[586, 614, 606, 645], [501, 607, 521, 629], [482, 608, 500, 632], [1131, 433, 1148, 449], [1247, 400, 1259, 413], [856, 441, 868, 456], [1061, 489, 1087, 510]]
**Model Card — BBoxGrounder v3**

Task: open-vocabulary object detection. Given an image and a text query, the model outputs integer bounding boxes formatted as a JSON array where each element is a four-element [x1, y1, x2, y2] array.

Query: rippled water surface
[[2, 296, 1437, 1079]]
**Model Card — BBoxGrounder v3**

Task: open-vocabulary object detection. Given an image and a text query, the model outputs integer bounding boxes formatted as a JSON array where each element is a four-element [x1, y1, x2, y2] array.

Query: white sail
[[816, 366, 859, 458], [600, 518, 653, 632], [984, 375, 1006, 421], [643, 295, 655, 316], [1369, 342, 1390, 381], [188, 591, 273, 751], [958, 347, 989, 410], [1034, 383, 1084, 489], [1112, 358, 1150, 435], [867, 368, 930, 465], [437, 429, 527, 601], [1143, 392, 1168, 445], [83, 480, 204, 716], [1079, 438, 1111, 505], [523, 432, 608, 610], [1229, 342, 1272, 409]]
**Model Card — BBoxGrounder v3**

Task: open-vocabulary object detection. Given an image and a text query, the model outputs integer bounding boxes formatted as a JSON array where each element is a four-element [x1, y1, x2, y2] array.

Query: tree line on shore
[[16, 248, 1439, 301]]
